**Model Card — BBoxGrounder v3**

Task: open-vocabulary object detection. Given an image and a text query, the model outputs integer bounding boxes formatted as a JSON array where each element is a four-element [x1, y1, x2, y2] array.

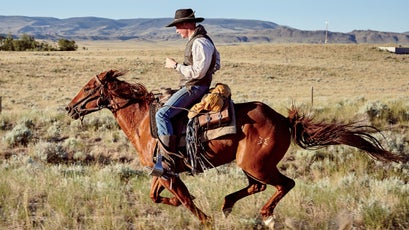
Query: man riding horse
[[153, 9, 221, 176]]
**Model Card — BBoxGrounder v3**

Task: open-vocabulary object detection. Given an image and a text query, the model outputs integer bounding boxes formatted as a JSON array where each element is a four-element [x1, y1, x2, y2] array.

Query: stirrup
[[148, 153, 164, 177]]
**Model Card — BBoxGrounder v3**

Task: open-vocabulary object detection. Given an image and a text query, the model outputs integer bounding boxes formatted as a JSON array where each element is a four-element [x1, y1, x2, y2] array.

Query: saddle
[[149, 84, 236, 174], [150, 83, 236, 140]]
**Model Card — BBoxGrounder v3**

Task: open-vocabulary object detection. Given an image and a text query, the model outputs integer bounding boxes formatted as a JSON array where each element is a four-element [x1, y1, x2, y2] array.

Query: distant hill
[[0, 16, 408, 44]]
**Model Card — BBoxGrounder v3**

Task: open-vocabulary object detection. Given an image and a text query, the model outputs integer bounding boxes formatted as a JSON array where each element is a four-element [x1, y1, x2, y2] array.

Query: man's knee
[[156, 108, 167, 121]]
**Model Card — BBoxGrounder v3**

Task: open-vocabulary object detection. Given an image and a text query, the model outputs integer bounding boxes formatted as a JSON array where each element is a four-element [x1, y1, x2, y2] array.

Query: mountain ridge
[[0, 16, 408, 44]]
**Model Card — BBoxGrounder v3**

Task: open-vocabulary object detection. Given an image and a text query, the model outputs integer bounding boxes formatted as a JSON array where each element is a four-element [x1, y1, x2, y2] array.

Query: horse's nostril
[[65, 106, 70, 112]]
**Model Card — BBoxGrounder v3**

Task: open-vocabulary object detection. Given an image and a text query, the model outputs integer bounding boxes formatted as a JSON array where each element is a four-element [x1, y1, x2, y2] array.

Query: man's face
[[175, 22, 192, 39]]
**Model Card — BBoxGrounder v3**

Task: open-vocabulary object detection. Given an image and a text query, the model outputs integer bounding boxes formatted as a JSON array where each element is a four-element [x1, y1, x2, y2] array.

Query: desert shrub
[[89, 115, 119, 132], [45, 121, 64, 140], [361, 100, 409, 126], [33, 141, 67, 163], [362, 201, 391, 229], [57, 39, 78, 51], [0, 34, 57, 51], [3, 119, 34, 147], [0, 34, 14, 51], [73, 151, 87, 161], [68, 119, 84, 134], [387, 195, 409, 229], [0, 114, 13, 131], [69, 112, 118, 133], [63, 137, 89, 161], [0, 34, 77, 51], [13, 34, 37, 51], [379, 131, 409, 155], [63, 137, 85, 152]]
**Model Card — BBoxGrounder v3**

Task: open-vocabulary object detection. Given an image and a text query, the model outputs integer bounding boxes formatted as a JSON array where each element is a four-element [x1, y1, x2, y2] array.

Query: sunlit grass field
[[0, 41, 408, 229]]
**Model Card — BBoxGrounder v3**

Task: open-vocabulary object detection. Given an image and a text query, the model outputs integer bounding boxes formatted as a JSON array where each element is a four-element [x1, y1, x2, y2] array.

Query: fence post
[[0, 96, 2, 113]]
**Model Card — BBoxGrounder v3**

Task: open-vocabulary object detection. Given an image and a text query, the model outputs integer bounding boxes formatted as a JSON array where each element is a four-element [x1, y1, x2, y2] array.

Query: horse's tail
[[287, 106, 407, 163]]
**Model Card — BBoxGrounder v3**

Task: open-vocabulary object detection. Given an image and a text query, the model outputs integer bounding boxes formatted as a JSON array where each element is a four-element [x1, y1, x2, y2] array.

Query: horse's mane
[[116, 80, 150, 101], [108, 70, 152, 101]]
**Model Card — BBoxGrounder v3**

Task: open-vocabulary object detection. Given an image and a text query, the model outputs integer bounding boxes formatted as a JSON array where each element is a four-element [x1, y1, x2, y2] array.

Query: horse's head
[[66, 69, 150, 120]]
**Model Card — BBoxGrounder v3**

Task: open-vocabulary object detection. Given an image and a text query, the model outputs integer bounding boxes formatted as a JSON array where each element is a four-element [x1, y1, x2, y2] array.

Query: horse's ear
[[112, 70, 128, 78], [98, 69, 121, 81], [105, 69, 127, 79], [98, 69, 127, 82], [98, 70, 113, 81], [106, 69, 117, 78]]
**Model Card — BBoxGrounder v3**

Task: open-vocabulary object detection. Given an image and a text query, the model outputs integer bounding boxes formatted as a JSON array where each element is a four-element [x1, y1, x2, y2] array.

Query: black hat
[[166, 8, 204, 27]]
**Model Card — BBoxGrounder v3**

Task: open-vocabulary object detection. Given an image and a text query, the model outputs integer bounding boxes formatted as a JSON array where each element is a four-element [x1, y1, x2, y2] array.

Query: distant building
[[378, 46, 409, 54]]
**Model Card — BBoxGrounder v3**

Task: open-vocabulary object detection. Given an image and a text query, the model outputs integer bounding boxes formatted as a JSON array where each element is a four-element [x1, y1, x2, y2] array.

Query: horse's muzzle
[[65, 106, 80, 120]]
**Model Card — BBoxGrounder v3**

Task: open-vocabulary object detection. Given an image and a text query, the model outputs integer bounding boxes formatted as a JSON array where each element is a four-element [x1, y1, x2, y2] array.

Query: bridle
[[68, 74, 153, 122], [68, 75, 110, 121]]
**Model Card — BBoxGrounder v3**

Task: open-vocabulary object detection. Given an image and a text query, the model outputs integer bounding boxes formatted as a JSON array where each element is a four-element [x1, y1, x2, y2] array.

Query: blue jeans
[[156, 85, 209, 136]]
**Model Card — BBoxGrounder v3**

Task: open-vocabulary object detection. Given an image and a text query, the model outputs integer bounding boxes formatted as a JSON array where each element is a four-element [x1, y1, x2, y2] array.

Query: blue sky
[[1, 0, 408, 33]]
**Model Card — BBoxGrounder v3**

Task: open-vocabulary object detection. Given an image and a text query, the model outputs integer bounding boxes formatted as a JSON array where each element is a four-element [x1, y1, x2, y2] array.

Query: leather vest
[[180, 26, 216, 88]]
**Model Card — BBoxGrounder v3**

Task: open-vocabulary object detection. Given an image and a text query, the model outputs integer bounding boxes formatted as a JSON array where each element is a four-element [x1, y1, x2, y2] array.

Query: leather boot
[[159, 135, 177, 154], [149, 135, 177, 177]]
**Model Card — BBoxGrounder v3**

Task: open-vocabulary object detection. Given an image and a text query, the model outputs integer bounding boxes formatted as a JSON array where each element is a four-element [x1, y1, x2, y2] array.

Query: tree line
[[0, 34, 78, 51]]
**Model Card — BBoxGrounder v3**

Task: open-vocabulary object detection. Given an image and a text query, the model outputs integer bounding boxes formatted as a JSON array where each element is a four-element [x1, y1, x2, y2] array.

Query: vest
[[180, 26, 216, 88]]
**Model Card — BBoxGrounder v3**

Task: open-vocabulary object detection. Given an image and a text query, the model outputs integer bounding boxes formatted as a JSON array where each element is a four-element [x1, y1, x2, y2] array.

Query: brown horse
[[66, 70, 406, 227]]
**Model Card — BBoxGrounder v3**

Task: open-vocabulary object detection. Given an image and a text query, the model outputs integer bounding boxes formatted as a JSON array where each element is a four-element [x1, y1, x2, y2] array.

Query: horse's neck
[[112, 102, 155, 167]]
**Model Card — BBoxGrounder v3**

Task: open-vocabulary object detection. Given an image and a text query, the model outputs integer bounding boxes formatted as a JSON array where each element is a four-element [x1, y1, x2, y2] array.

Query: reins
[[161, 104, 224, 117]]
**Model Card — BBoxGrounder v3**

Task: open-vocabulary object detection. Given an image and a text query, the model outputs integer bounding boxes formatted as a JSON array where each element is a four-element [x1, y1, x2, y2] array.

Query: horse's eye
[[83, 87, 92, 93]]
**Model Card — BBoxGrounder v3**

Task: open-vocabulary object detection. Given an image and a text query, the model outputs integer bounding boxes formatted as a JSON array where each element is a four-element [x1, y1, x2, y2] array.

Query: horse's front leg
[[149, 176, 182, 206], [158, 175, 211, 225]]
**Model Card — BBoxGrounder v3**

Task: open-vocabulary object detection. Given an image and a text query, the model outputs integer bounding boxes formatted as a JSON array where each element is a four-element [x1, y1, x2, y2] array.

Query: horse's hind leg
[[261, 170, 295, 226], [222, 172, 267, 217]]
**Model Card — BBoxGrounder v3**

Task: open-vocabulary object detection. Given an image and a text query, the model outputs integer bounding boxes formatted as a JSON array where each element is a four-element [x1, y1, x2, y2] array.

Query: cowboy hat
[[166, 8, 204, 27]]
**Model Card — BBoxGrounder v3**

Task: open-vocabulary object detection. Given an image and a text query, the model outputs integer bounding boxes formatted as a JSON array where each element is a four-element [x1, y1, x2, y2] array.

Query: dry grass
[[0, 41, 408, 229], [2, 42, 408, 112]]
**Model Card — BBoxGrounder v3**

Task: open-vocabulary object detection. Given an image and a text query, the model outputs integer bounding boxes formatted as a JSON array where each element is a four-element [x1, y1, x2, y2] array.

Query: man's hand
[[165, 58, 177, 69]]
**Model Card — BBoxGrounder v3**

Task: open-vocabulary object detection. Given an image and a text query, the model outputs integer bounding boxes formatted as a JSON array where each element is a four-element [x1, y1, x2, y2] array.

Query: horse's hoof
[[263, 216, 275, 229], [202, 217, 214, 230], [222, 208, 232, 218]]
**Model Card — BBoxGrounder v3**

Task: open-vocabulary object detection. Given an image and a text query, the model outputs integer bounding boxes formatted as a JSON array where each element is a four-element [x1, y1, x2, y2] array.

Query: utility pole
[[325, 21, 329, 44]]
